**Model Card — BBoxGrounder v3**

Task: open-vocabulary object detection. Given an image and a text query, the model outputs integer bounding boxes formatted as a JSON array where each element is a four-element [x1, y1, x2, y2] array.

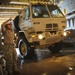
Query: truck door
[[19, 7, 32, 30]]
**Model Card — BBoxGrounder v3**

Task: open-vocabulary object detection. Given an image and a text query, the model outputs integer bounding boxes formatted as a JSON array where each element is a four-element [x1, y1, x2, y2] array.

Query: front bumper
[[29, 31, 70, 48]]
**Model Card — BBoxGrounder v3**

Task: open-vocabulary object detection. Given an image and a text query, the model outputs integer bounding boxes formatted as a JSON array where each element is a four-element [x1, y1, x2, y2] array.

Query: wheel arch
[[19, 31, 29, 45], [13, 15, 21, 31]]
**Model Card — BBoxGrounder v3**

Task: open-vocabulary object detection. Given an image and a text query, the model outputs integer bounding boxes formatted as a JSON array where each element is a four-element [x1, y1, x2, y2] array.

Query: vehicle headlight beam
[[38, 34, 43, 39]]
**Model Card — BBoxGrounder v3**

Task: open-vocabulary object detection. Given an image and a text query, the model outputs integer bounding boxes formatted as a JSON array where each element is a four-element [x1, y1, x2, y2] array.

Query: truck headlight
[[32, 35, 35, 38], [38, 34, 43, 39], [63, 32, 67, 36]]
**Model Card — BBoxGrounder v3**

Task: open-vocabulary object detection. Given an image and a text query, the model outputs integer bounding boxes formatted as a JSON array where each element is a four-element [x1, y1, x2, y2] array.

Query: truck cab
[[14, 1, 70, 58]]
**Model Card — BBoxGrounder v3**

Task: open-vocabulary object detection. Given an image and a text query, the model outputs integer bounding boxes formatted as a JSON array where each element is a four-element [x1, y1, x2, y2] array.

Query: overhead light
[[59, 0, 64, 3], [10, 1, 29, 5]]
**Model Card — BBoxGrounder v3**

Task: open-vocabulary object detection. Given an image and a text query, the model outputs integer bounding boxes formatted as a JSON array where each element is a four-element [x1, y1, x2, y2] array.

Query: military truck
[[13, 0, 70, 58]]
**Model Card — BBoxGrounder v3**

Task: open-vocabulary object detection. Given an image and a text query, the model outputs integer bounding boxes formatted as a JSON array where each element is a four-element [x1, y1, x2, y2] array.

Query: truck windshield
[[47, 5, 64, 18], [32, 4, 50, 18]]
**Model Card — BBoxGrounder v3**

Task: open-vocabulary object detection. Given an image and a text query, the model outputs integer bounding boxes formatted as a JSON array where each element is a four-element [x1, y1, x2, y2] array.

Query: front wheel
[[18, 39, 34, 58], [48, 41, 62, 53]]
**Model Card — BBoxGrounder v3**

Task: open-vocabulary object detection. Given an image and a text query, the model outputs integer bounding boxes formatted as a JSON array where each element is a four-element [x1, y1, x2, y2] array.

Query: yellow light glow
[[63, 32, 67, 36], [32, 35, 35, 38]]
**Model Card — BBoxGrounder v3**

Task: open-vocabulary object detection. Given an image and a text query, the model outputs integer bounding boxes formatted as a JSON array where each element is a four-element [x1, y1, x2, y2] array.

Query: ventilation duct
[[0, 0, 11, 4]]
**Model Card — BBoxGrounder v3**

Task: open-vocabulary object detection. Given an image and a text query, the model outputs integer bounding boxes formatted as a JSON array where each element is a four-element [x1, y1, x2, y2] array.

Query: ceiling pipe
[[0, 7, 23, 10], [0, 12, 18, 14]]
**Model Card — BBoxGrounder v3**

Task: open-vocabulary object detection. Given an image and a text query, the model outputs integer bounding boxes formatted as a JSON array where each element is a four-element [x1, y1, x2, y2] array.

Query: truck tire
[[48, 41, 62, 53], [18, 39, 34, 58], [13, 15, 20, 31]]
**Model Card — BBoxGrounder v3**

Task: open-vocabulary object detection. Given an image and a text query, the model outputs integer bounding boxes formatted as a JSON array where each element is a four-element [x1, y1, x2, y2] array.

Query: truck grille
[[46, 23, 58, 31]]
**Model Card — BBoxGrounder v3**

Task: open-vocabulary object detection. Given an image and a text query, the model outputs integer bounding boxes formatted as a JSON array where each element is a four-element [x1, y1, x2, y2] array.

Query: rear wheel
[[18, 39, 34, 58], [48, 41, 62, 53]]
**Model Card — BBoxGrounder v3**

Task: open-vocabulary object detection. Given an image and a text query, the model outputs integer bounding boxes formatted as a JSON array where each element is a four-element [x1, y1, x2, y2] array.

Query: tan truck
[[13, 1, 70, 58]]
